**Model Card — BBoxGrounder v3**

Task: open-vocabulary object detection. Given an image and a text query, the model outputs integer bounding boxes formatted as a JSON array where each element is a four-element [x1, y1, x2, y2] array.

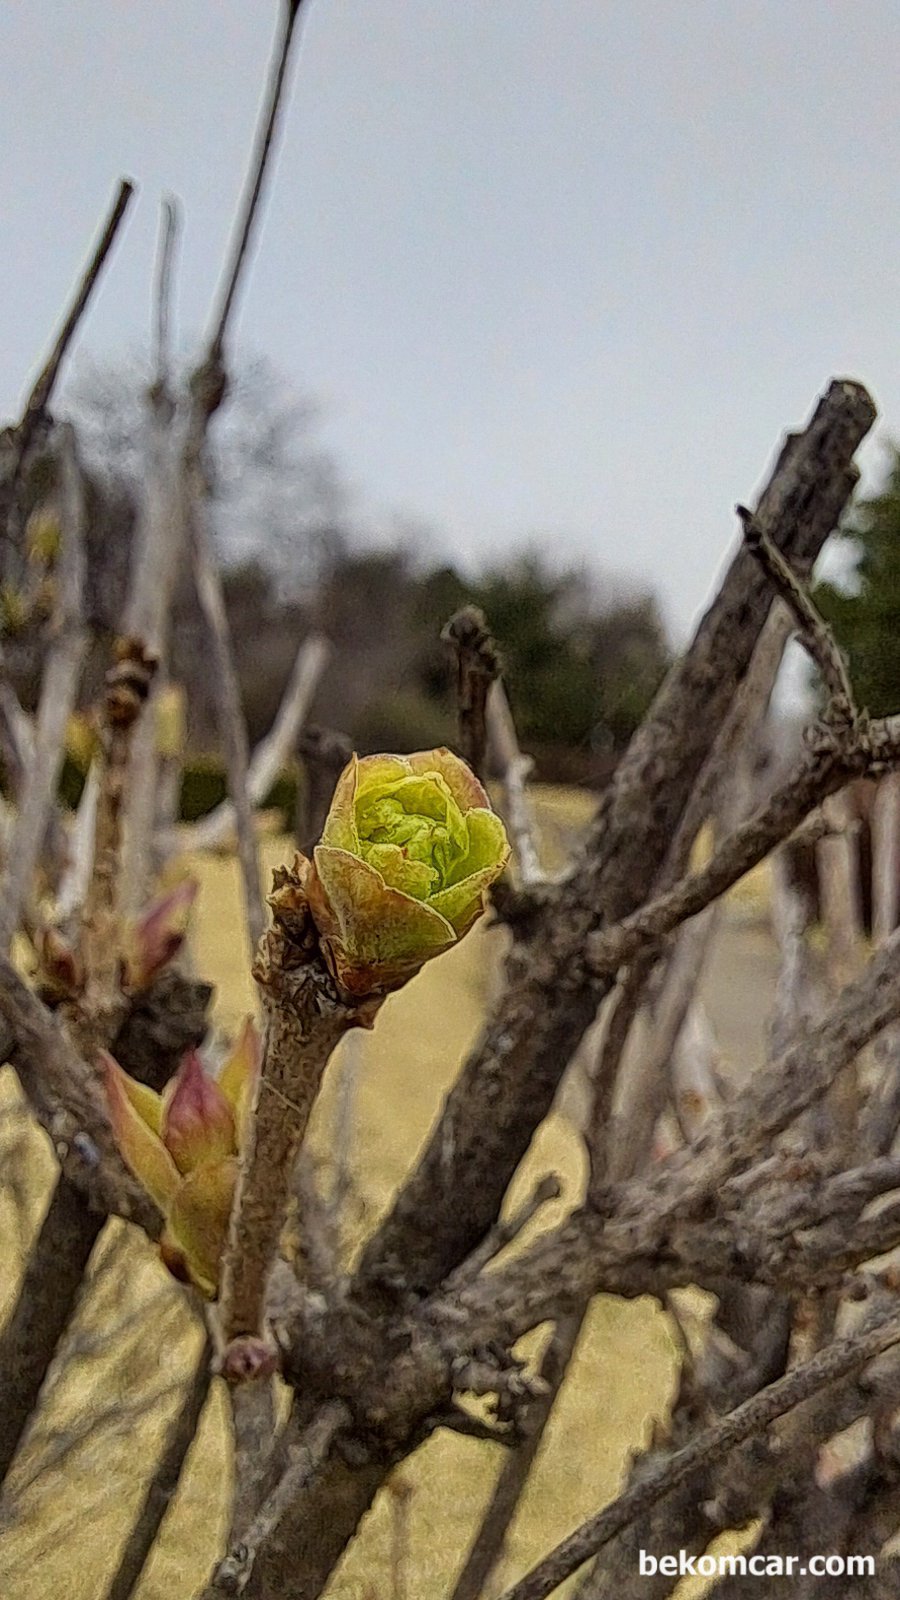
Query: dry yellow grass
[[0, 789, 703, 1599]]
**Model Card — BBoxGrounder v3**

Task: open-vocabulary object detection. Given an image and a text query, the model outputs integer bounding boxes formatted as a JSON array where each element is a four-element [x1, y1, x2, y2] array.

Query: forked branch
[[496, 1309, 900, 1600]]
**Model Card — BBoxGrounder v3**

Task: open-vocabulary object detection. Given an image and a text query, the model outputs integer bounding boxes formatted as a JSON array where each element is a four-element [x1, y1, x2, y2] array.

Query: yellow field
[[0, 786, 766, 1599]]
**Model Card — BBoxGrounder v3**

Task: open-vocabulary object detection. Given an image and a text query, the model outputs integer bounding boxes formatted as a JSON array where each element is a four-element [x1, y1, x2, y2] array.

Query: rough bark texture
[[220, 858, 381, 1359], [0, 968, 210, 1486], [359, 380, 876, 1302], [242, 1451, 385, 1600]]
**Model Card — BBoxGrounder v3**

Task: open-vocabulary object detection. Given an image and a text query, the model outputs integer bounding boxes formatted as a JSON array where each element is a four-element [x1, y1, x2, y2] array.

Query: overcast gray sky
[[2, 0, 899, 640]]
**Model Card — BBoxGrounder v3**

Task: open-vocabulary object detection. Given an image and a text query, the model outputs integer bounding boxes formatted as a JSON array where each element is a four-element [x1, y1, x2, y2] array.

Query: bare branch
[[442, 606, 501, 782], [152, 197, 180, 394], [227, 1381, 280, 1548], [11, 179, 134, 469], [586, 717, 900, 981], [487, 679, 543, 888], [737, 502, 857, 719], [206, 0, 308, 363], [0, 965, 208, 1494], [79, 641, 158, 1042], [117, 197, 183, 914], [294, 724, 353, 859], [218, 859, 383, 1374], [450, 1310, 586, 1600], [445, 1174, 563, 1293], [358, 379, 876, 1303], [872, 773, 900, 944], [54, 762, 99, 927], [177, 634, 330, 857], [202, 1401, 349, 1599], [0, 954, 158, 1229], [495, 1309, 900, 1600], [323, 1030, 363, 1248], [0, 425, 87, 949], [186, 482, 266, 951], [444, 916, 900, 1344], [0, 1178, 103, 1486]]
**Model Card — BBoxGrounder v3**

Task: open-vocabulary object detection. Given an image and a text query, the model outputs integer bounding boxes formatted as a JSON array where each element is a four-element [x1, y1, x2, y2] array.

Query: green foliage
[[260, 767, 300, 829], [352, 690, 456, 757], [55, 749, 300, 828], [57, 755, 87, 811], [179, 760, 228, 823], [322, 549, 671, 775], [180, 761, 299, 828], [467, 561, 599, 749], [817, 447, 900, 716]]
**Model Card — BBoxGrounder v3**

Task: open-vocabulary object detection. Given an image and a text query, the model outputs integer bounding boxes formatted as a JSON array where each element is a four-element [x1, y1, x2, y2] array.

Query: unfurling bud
[[102, 1022, 260, 1296], [124, 877, 199, 991], [299, 748, 509, 998]]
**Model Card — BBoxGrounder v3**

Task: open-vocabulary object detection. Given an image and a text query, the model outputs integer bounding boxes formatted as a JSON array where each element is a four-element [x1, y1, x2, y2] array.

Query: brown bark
[[0, 969, 209, 1488], [358, 380, 875, 1303]]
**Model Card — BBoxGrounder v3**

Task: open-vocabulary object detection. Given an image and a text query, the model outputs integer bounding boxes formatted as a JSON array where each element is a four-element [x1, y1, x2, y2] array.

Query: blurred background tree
[[817, 444, 900, 716], [1, 353, 671, 796]]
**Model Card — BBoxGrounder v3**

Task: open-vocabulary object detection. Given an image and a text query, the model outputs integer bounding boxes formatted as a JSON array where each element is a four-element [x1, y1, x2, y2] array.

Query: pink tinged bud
[[162, 1049, 236, 1175], [220, 1334, 279, 1384], [126, 877, 199, 990], [217, 1016, 261, 1146], [101, 1050, 180, 1215], [40, 927, 84, 995]]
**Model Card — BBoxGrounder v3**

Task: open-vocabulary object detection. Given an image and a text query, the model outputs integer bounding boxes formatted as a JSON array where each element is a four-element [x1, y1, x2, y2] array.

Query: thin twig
[[585, 719, 900, 979], [0, 1178, 103, 1486], [55, 762, 100, 928], [450, 1310, 586, 1600], [118, 197, 186, 914], [186, 481, 265, 952], [177, 635, 330, 857], [12, 179, 135, 468], [487, 680, 543, 888], [496, 1309, 900, 1600], [872, 772, 900, 944], [585, 961, 652, 1195], [202, 1401, 349, 1598], [79, 640, 158, 1041], [0, 425, 87, 949], [442, 606, 501, 782], [206, 0, 308, 362], [173, 0, 310, 956], [737, 502, 857, 718], [152, 197, 180, 394], [445, 1174, 563, 1293], [325, 1029, 364, 1250]]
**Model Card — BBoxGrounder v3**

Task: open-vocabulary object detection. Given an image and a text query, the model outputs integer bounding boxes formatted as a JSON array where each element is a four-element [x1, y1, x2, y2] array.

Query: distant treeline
[[211, 547, 670, 785], [1, 368, 671, 787]]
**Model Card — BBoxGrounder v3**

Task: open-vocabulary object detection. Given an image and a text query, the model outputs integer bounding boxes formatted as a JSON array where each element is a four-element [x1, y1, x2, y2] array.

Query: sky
[[2, 0, 900, 643]]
